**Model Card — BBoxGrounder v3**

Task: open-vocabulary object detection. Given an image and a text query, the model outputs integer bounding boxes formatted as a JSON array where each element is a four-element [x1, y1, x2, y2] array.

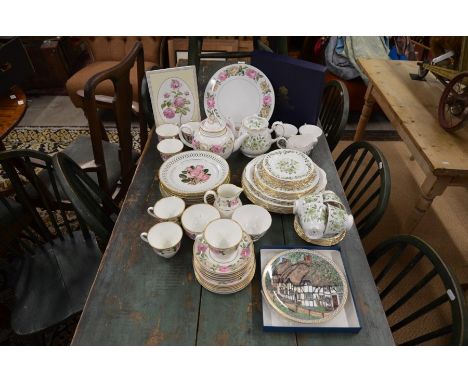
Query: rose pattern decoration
[[194, 234, 253, 276], [205, 64, 273, 121], [179, 165, 211, 185], [160, 78, 193, 124]]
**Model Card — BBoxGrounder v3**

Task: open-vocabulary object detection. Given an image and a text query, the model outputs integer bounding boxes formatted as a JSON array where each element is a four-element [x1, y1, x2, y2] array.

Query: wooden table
[[354, 59, 468, 232], [72, 129, 394, 345], [0, 86, 27, 150]]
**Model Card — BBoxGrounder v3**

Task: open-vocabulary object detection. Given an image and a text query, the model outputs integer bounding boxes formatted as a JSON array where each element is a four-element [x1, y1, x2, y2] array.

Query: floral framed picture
[[146, 66, 201, 126]]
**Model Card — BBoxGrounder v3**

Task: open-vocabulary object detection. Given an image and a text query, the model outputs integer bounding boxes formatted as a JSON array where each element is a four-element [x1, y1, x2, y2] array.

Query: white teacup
[[272, 121, 298, 138], [232, 204, 272, 242], [181, 203, 220, 239], [156, 123, 180, 141], [276, 134, 317, 154], [299, 124, 323, 140], [201, 218, 243, 256], [147, 196, 185, 223], [140, 221, 183, 259], [157, 138, 184, 161]]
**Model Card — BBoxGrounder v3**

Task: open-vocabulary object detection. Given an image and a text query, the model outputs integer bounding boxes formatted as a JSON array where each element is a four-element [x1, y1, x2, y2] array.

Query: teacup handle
[[179, 125, 194, 148], [203, 190, 218, 205], [140, 232, 149, 243], [276, 137, 288, 149], [271, 121, 284, 136], [147, 207, 157, 218]]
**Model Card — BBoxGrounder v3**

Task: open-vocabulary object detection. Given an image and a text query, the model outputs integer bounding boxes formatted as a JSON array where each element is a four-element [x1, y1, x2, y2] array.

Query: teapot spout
[[233, 132, 249, 152]]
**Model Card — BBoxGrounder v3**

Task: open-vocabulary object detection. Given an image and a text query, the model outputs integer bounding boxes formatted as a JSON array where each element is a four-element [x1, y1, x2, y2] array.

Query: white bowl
[[232, 204, 272, 242], [180, 203, 220, 239], [299, 124, 323, 140]]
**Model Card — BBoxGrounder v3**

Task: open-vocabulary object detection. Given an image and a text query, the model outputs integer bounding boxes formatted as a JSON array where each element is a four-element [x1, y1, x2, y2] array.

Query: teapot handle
[[276, 137, 288, 149], [179, 125, 194, 148], [203, 190, 218, 205]]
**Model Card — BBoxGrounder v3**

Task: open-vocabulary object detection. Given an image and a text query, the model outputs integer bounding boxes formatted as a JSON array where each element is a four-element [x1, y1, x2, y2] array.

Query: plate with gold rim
[[262, 249, 348, 324], [261, 149, 315, 184], [204, 63, 275, 128], [159, 151, 229, 196]]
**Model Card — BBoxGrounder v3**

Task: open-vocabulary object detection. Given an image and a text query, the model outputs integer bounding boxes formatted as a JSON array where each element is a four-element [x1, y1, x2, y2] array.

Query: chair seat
[[0, 198, 23, 226], [62, 136, 139, 192], [23, 137, 138, 203], [66, 60, 157, 108], [11, 232, 101, 335]]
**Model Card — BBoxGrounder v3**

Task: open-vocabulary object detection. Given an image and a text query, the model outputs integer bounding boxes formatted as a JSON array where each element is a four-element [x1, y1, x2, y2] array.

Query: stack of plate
[[159, 151, 230, 205], [242, 149, 327, 214], [193, 231, 256, 294]]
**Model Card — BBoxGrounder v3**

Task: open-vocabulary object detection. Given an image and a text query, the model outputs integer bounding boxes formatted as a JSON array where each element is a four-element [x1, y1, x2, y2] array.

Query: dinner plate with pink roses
[[159, 151, 230, 195], [204, 63, 275, 128]]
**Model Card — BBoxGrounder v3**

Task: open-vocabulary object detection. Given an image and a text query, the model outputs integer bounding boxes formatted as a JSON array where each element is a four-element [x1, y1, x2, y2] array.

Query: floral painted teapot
[[179, 116, 248, 159], [239, 115, 286, 158], [293, 190, 354, 239]]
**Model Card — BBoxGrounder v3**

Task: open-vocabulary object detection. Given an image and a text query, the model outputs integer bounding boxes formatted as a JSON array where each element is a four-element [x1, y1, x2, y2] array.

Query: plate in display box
[[260, 246, 361, 333]]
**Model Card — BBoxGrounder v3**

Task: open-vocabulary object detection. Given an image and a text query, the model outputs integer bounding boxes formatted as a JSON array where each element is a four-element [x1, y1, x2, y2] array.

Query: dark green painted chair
[[368, 235, 467, 345], [53, 152, 120, 243], [335, 141, 391, 238], [319, 79, 349, 152], [0, 149, 103, 336]]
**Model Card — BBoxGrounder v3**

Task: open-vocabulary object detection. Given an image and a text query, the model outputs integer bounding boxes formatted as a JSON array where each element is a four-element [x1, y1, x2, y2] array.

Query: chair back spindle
[[368, 235, 467, 345], [335, 141, 391, 238]]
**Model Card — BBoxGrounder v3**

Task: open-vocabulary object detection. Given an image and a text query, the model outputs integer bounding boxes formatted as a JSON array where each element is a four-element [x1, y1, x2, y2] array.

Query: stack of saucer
[[242, 149, 327, 214], [159, 151, 231, 205], [193, 231, 256, 294]]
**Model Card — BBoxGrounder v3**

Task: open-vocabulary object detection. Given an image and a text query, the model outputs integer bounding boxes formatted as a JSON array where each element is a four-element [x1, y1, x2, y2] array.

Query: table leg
[[405, 173, 451, 232], [354, 83, 375, 141]]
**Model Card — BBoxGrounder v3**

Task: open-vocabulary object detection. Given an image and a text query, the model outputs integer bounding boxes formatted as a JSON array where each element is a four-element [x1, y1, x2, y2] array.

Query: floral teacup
[[157, 138, 184, 161], [147, 196, 185, 223], [324, 204, 354, 237], [140, 221, 183, 259], [272, 121, 298, 138], [156, 123, 180, 141], [181, 204, 220, 239], [199, 218, 243, 256]]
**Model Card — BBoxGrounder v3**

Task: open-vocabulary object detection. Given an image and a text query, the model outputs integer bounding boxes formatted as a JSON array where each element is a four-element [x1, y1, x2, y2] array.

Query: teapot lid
[[201, 116, 226, 134], [242, 115, 268, 130]]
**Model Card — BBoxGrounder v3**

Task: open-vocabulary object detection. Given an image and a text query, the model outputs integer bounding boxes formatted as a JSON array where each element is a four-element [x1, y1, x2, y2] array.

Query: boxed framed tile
[[260, 245, 361, 333]]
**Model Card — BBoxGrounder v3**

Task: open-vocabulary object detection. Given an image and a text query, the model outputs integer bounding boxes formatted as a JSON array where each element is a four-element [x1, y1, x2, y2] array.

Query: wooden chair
[[368, 235, 467, 345], [62, 41, 149, 202], [0, 149, 105, 336], [335, 141, 391, 238], [319, 79, 350, 152], [53, 152, 120, 243], [66, 37, 166, 109]]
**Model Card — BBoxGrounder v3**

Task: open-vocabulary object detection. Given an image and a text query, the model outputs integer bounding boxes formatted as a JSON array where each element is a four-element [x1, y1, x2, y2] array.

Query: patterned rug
[[0, 126, 141, 191]]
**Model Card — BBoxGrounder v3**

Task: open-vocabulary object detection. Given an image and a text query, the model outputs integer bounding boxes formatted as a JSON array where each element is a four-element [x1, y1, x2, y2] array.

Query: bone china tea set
[[140, 62, 355, 295]]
